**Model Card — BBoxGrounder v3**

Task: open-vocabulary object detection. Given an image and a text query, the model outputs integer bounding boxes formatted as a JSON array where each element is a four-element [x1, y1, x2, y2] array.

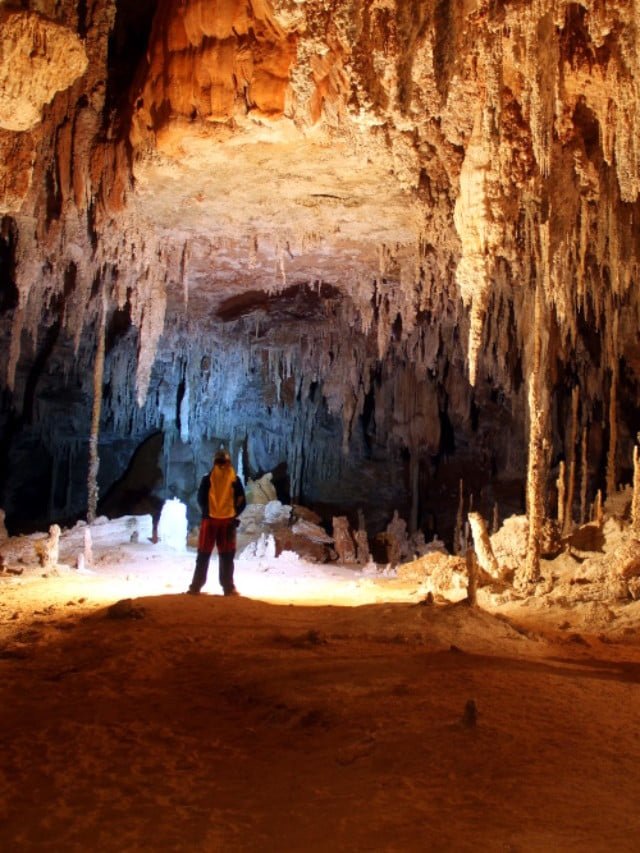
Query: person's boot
[[188, 551, 210, 594], [219, 553, 238, 595]]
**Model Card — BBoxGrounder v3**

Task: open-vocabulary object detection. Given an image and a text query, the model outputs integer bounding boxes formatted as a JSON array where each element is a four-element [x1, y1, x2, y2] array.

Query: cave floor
[[2, 545, 640, 852]]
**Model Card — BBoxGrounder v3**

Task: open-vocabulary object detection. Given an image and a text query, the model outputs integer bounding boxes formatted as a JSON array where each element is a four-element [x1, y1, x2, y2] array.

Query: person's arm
[[233, 478, 247, 516], [197, 474, 210, 517]]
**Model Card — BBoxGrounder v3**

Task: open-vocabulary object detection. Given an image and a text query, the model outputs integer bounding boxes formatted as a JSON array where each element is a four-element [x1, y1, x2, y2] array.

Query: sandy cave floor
[[2, 542, 640, 852]]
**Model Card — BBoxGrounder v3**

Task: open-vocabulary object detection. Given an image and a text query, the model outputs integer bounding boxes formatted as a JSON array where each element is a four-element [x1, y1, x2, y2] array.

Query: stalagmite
[[83, 526, 93, 568], [454, 480, 464, 556], [332, 516, 357, 564], [355, 510, 371, 565], [87, 302, 106, 524], [409, 452, 419, 535], [580, 426, 589, 525], [556, 461, 566, 534], [467, 512, 501, 580], [465, 547, 478, 607], [384, 512, 410, 567], [632, 446, 640, 533], [606, 364, 619, 502], [34, 523, 60, 570], [563, 387, 579, 535], [592, 490, 603, 527], [523, 285, 546, 584]]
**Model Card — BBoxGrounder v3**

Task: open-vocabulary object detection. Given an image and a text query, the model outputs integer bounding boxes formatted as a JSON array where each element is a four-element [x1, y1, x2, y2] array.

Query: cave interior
[[1, 0, 639, 559]]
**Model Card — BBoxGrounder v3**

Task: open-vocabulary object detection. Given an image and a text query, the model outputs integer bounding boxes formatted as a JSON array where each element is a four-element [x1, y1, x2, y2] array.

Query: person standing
[[187, 449, 246, 596]]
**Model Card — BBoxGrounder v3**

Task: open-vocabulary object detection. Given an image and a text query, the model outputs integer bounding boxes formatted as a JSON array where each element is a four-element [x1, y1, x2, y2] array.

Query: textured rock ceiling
[[128, 0, 428, 301], [1, 0, 640, 543]]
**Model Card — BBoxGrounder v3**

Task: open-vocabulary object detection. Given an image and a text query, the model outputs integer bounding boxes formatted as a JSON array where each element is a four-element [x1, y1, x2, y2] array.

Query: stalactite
[[521, 1, 559, 179], [453, 98, 502, 386], [87, 297, 105, 523], [7, 299, 25, 392], [132, 249, 170, 408]]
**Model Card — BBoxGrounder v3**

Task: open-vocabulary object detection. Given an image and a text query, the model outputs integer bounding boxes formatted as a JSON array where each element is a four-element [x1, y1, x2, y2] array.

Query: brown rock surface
[[612, 539, 640, 580], [0, 10, 87, 132]]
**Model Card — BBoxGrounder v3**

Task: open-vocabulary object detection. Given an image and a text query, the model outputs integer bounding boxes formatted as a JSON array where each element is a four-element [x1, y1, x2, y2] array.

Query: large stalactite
[[0, 0, 639, 550]]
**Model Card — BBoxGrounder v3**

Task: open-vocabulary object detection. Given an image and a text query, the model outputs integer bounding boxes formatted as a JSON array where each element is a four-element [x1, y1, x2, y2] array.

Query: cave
[[3, 1, 640, 849], [2, 0, 640, 551]]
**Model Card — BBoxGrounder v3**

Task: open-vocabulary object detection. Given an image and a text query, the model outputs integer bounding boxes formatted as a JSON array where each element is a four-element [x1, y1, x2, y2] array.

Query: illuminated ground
[[2, 542, 640, 851]]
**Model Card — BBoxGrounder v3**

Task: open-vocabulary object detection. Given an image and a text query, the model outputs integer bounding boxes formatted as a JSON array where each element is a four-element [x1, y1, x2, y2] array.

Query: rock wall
[[0, 0, 639, 546]]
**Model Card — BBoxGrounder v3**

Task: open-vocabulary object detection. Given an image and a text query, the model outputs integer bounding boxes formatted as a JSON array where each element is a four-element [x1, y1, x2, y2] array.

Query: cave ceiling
[[1, 0, 640, 537]]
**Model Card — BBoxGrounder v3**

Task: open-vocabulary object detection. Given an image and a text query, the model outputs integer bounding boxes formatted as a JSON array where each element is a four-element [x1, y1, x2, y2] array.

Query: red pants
[[197, 517, 236, 555]]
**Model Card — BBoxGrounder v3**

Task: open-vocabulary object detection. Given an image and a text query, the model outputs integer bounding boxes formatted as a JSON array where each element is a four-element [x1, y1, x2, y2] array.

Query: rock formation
[[1, 1, 640, 557]]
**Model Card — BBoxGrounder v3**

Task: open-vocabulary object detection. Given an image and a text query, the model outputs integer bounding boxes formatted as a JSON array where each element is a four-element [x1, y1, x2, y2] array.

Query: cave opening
[[98, 431, 165, 528]]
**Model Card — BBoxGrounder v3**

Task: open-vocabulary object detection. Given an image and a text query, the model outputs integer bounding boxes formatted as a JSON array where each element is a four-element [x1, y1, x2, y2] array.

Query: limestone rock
[[237, 504, 267, 534], [292, 505, 323, 525], [397, 552, 468, 602], [0, 524, 61, 568], [238, 533, 276, 561], [605, 485, 633, 521], [263, 500, 291, 526], [273, 529, 332, 563], [627, 577, 640, 600], [157, 498, 188, 551], [353, 528, 370, 565], [612, 539, 640, 579], [291, 519, 333, 545], [383, 511, 412, 567], [34, 524, 60, 570], [467, 512, 501, 579], [332, 516, 357, 565], [0, 11, 88, 131], [491, 516, 528, 575], [246, 474, 278, 505], [57, 517, 154, 565]]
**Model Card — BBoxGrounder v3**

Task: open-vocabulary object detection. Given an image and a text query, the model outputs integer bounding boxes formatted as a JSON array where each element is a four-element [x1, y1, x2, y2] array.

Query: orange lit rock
[[132, 0, 297, 138], [0, 10, 87, 132]]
